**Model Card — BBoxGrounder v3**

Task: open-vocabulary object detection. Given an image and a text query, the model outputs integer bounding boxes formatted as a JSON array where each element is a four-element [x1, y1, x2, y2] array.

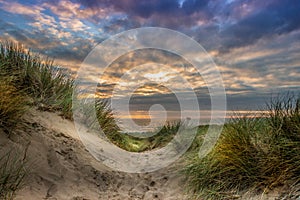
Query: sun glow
[[144, 71, 174, 82]]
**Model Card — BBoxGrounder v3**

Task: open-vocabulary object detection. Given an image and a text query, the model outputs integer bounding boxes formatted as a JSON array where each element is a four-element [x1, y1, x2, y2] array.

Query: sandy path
[[0, 109, 188, 200]]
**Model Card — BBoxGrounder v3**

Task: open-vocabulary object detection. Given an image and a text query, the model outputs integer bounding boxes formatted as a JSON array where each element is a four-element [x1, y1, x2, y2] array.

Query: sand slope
[[1, 109, 291, 200], [0, 109, 188, 200]]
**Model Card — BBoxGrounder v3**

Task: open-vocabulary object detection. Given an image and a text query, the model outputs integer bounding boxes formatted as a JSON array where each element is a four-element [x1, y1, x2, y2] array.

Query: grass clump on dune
[[0, 41, 74, 119], [95, 100, 123, 145], [121, 121, 182, 152], [268, 93, 300, 141], [0, 78, 27, 132], [0, 41, 74, 198], [147, 121, 181, 149], [0, 148, 27, 200], [184, 94, 300, 199], [184, 117, 265, 199], [0, 40, 185, 153], [0, 41, 122, 198], [264, 94, 300, 193]]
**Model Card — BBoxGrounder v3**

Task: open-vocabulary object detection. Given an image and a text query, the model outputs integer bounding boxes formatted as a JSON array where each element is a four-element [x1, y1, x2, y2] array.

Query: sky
[[0, 0, 299, 127]]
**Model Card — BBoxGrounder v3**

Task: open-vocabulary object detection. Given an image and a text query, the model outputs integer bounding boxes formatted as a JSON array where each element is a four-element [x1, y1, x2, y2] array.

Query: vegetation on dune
[[0, 41, 74, 198], [184, 94, 300, 199], [118, 121, 181, 152], [0, 41, 74, 119], [92, 111, 182, 152], [264, 94, 300, 198], [0, 41, 184, 198], [268, 93, 300, 141], [0, 40, 193, 154], [1, 40, 300, 199], [95, 100, 123, 144], [0, 78, 28, 132], [0, 148, 27, 200]]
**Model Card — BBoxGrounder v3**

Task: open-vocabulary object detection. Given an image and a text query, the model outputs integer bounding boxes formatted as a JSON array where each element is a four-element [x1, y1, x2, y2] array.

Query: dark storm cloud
[[70, 0, 178, 17], [220, 0, 300, 52], [4, 0, 300, 55], [69, 0, 300, 51], [45, 43, 90, 61], [72, 0, 212, 28], [1, 0, 299, 113], [128, 88, 214, 111], [103, 17, 140, 33], [182, 0, 209, 15], [114, 0, 179, 18], [75, 0, 187, 17], [226, 93, 269, 110]]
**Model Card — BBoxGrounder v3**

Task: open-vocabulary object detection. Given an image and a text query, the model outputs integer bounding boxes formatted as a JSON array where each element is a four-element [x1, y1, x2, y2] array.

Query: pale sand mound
[[0, 109, 188, 200]]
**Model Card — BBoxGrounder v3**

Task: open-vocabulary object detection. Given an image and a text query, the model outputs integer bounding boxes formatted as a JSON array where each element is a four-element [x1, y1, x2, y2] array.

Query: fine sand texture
[[0, 109, 188, 200], [1, 109, 291, 200]]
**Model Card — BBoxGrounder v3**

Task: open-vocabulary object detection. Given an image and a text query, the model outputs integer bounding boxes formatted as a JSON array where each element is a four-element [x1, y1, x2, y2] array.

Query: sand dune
[[0, 109, 188, 200], [1, 109, 291, 200]]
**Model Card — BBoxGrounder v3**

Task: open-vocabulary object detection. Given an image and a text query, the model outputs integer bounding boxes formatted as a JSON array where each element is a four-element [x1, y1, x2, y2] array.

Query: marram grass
[[184, 94, 300, 199], [0, 148, 27, 200], [1, 40, 299, 199], [0, 41, 117, 198], [0, 41, 74, 119], [0, 77, 27, 132]]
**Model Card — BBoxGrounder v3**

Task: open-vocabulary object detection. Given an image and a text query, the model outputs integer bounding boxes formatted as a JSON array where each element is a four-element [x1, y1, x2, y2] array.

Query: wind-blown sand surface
[[1, 109, 293, 200], [0, 109, 188, 200]]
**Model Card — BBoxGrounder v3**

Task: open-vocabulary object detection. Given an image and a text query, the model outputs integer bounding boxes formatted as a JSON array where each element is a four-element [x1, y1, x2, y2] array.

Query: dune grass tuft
[[0, 148, 27, 200], [0, 78, 28, 132], [94, 100, 124, 145], [184, 94, 300, 199], [116, 121, 181, 152], [0, 41, 74, 119], [263, 93, 300, 190], [0, 40, 185, 153], [0, 41, 73, 197], [0, 40, 154, 197]]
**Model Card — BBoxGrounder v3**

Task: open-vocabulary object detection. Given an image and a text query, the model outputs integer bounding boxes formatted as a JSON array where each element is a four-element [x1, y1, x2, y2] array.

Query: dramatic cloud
[[0, 0, 299, 120], [220, 0, 300, 51]]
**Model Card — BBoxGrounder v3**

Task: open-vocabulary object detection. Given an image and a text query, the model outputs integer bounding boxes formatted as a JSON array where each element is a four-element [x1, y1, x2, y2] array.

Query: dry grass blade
[[0, 148, 28, 200], [184, 94, 300, 199]]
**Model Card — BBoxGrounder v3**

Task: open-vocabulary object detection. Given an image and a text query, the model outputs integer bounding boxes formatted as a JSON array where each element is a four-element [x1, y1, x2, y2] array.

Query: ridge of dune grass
[[118, 121, 181, 152], [0, 41, 74, 119], [79, 98, 182, 152], [95, 100, 123, 144], [0, 40, 76, 199], [0, 41, 126, 198], [0, 41, 201, 154], [82, 102, 182, 152], [1, 40, 186, 198], [183, 94, 300, 199], [3, 40, 299, 199]]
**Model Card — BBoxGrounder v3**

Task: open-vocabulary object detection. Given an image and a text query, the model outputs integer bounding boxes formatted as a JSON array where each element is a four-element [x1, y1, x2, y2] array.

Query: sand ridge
[[0, 109, 188, 200]]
